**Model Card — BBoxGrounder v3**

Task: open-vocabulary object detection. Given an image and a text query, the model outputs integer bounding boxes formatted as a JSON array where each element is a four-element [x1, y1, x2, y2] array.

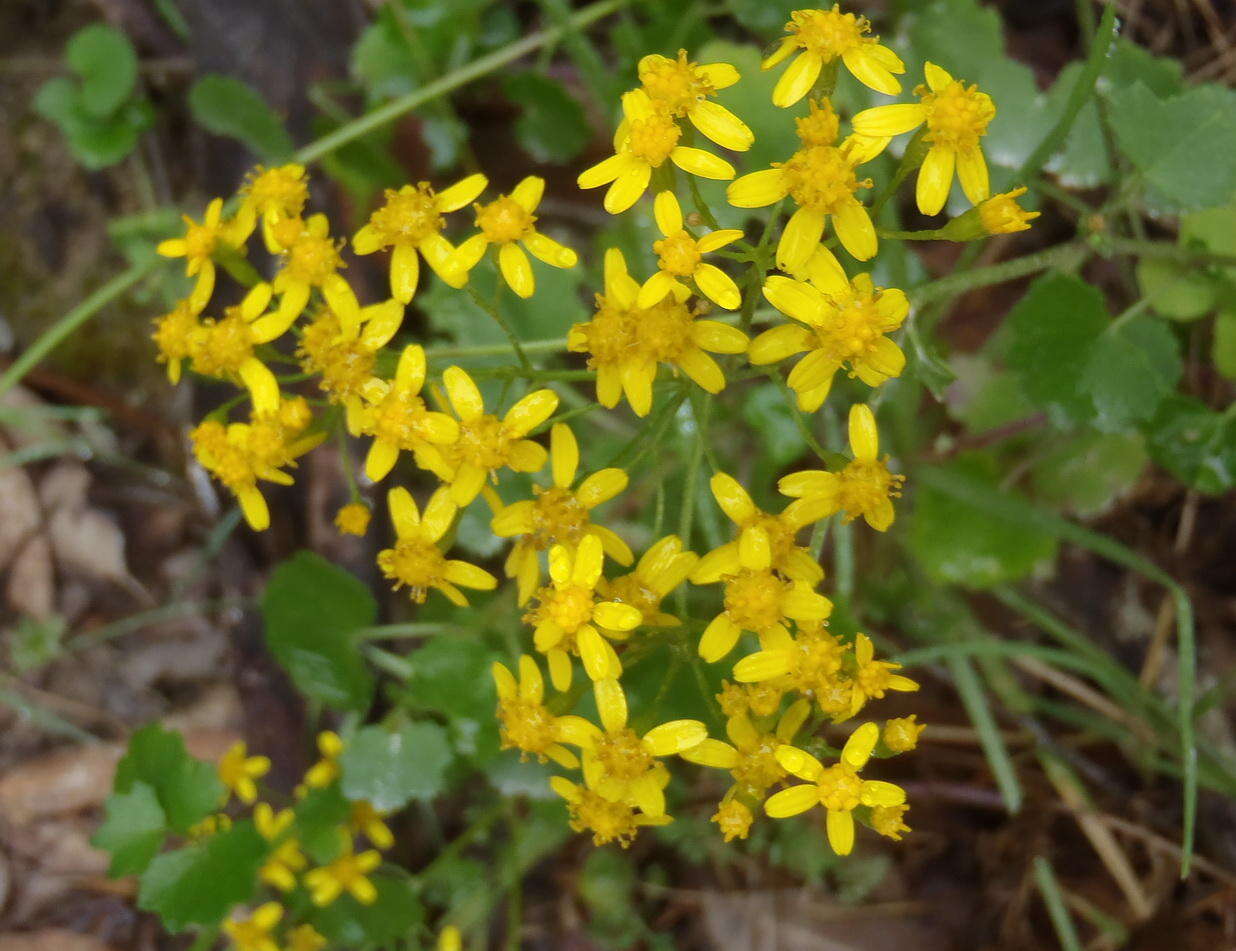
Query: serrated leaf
[[1030, 431, 1147, 517], [66, 24, 138, 117], [1082, 316, 1181, 429], [188, 74, 294, 161], [402, 637, 498, 722], [1144, 396, 1236, 495], [311, 871, 424, 948], [92, 782, 166, 877], [114, 724, 225, 834], [1109, 81, 1236, 212], [262, 551, 376, 712], [339, 722, 452, 811], [137, 821, 266, 932], [504, 73, 589, 164]]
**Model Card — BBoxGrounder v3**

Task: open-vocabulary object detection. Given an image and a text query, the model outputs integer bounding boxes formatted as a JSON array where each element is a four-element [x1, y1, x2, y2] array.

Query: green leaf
[[1181, 198, 1236, 281], [114, 724, 225, 834], [8, 614, 66, 674], [293, 784, 352, 865], [137, 820, 266, 932], [1135, 257, 1218, 321], [504, 73, 590, 164], [402, 637, 498, 722], [35, 78, 148, 169], [1144, 396, 1236, 495], [66, 24, 138, 117], [908, 455, 1058, 588], [339, 722, 452, 811], [1006, 272, 1108, 423], [262, 551, 376, 712], [188, 74, 294, 161], [946, 354, 1036, 435], [311, 871, 424, 948], [1213, 311, 1236, 381], [1109, 81, 1236, 213], [1081, 316, 1182, 429], [92, 782, 166, 877], [740, 385, 801, 468], [1029, 431, 1147, 517], [352, 13, 418, 101]]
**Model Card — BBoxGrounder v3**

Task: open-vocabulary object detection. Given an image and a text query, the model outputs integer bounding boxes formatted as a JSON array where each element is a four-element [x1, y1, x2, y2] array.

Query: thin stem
[[426, 337, 568, 360], [910, 242, 1088, 308], [675, 394, 711, 617]]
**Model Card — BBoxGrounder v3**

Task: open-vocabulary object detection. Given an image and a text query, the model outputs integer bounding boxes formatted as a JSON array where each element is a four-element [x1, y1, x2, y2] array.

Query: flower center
[[298, 312, 375, 400], [795, 99, 841, 148], [476, 196, 535, 244], [191, 422, 254, 490], [366, 390, 436, 449], [812, 290, 893, 363], [787, 625, 844, 692], [836, 459, 903, 519], [789, 6, 869, 59], [640, 52, 712, 116], [922, 81, 995, 151], [723, 569, 788, 632], [568, 788, 642, 847], [781, 146, 869, 214], [817, 763, 864, 811], [732, 737, 785, 791], [578, 298, 637, 365], [498, 698, 557, 756], [244, 166, 308, 216], [152, 302, 199, 363], [284, 232, 344, 285], [654, 231, 702, 277], [369, 184, 443, 245], [452, 415, 513, 471], [625, 113, 682, 166], [593, 728, 654, 783], [183, 220, 219, 260], [529, 486, 590, 549], [188, 310, 255, 378], [542, 585, 596, 633], [637, 297, 696, 361], [377, 539, 447, 602], [602, 575, 661, 621]]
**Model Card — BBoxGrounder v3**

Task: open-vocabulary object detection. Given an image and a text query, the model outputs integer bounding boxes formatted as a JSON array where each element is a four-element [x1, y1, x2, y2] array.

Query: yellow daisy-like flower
[[269, 214, 361, 334], [297, 299, 404, 434], [765, 721, 906, 855], [577, 89, 736, 214], [733, 618, 844, 700], [550, 775, 671, 848], [491, 423, 632, 603], [414, 366, 557, 506], [691, 473, 828, 588], [638, 191, 744, 310], [223, 902, 282, 951], [852, 62, 996, 215], [683, 699, 810, 799], [151, 295, 208, 384], [871, 803, 911, 841], [883, 715, 925, 753], [335, 502, 372, 536], [977, 186, 1040, 235], [305, 847, 382, 906], [596, 534, 698, 630], [753, 264, 909, 410], [302, 731, 343, 790], [437, 926, 462, 951], [353, 175, 488, 303], [254, 803, 307, 893], [355, 344, 460, 482], [637, 50, 753, 151], [240, 163, 310, 252], [184, 283, 290, 414], [217, 741, 270, 804], [377, 486, 497, 607], [452, 176, 578, 298], [568, 248, 749, 416], [763, 5, 906, 106], [695, 567, 833, 663], [717, 679, 787, 720], [573, 677, 706, 817], [848, 632, 918, 717], [779, 403, 905, 530], [286, 925, 328, 951], [156, 197, 248, 310], [523, 535, 642, 690], [728, 132, 877, 268], [349, 800, 395, 850], [492, 654, 591, 768]]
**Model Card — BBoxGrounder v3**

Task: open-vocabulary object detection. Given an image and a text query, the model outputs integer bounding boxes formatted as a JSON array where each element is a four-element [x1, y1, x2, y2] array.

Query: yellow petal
[[578, 153, 632, 189], [680, 738, 740, 769], [689, 100, 754, 152], [365, 438, 399, 482], [860, 779, 907, 808], [238, 357, 279, 415], [604, 164, 652, 214], [764, 784, 820, 818], [576, 468, 627, 508], [775, 744, 825, 781], [593, 601, 641, 631], [738, 524, 771, 571], [387, 487, 420, 537], [916, 145, 955, 216], [578, 625, 621, 681], [675, 347, 726, 393], [691, 319, 749, 355], [653, 190, 683, 235], [827, 808, 855, 855], [504, 388, 558, 435], [710, 472, 755, 524], [523, 231, 577, 268], [236, 485, 270, 531], [445, 559, 497, 590], [443, 365, 485, 421], [437, 172, 489, 211], [852, 102, 928, 138], [748, 323, 811, 364], [841, 721, 880, 769], [693, 263, 741, 310], [637, 269, 678, 309], [776, 206, 825, 273], [697, 228, 744, 253], [727, 168, 788, 208], [832, 199, 877, 261], [547, 649, 573, 692], [956, 147, 990, 205], [551, 422, 579, 488], [923, 61, 953, 92], [669, 146, 735, 181], [511, 175, 545, 212], [848, 404, 879, 461], [842, 46, 902, 96], [395, 344, 427, 392], [732, 649, 791, 683], [594, 677, 628, 732], [772, 50, 822, 108], [573, 533, 605, 588], [642, 719, 706, 756], [698, 613, 741, 662], [492, 661, 517, 700], [498, 243, 534, 298]]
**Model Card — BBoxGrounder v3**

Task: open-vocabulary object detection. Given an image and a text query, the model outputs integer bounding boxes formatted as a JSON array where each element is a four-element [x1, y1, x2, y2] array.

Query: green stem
[[426, 337, 568, 360], [1033, 857, 1084, 951], [294, 0, 628, 164], [0, 259, 157, 397], [878, 228, 949, 241], [675, 393, 711, 617], [465, 284, 533, 372], [1103, 237, 1236, 270], [910, 242, 1088, 308]]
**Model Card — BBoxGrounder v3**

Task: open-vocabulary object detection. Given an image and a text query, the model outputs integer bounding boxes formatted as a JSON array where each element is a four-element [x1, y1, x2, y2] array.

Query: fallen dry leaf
[[0, 930, 121, 951]]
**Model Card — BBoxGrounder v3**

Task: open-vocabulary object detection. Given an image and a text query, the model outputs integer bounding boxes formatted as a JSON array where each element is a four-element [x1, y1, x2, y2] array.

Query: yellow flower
[[638, 191, 744, 310], [492, 654, 590, 767], [568, 248, 748, 416], [717, 679, 786, 720], [883, 715, 925, 753], [377, 486, 497, 606], [297, 299, 404, 433], [711, 797, 755, 841], [765, 722, 906, 854], [491, 423, 632, 603], [690, 473, 828, 587], [187, 813, 232, 839], [303, 731, 344, 790], [852, 62, 996, 215], [335, 502, 372, 536], [240, 164, 310, 252], [151, 295, 207, 384], [184, 282, 290, 414], [452, 176, 578, 298], [682, 699, 811, 798], [847, 633, 918, 717], [523, 535, 642, 690], [763, 6, 906, 105], [573, 677, 706, 816], [733, 618, 844, 702], [268, 214, 360, 333], [978, 186, 1039, 234], [437, 926, 462, 951], [349, 800, 395, 850], [286, 925, 328, 951], [355, 344, 460, 482], [305, 847, 382, 906], [728, 122, 877, 267], [577, 89, 735, 214], [637, 51, 753, 151], [415, 366, 557, 505], [870, 803, 911, 840], [222, 902, 282, 951], [157, 198, 248, 309], [753, 265, 908, 410], [217, 741, 270, 804], [596, 534, 698, 630], [550, 775, 670, 847], [779, 404, 904, 530], [354, 175, 488, 303], [254, 803, 307, 892], [695, 568, 833, 663]]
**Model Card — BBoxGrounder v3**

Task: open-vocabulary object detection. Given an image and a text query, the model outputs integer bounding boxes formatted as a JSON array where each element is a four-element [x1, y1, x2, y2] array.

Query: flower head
[[871, 803, 911, 840], [763, 6, 906, 105], [638, 51, 753, 151], [287, 925, 328, 951], [848, 633, 918, 716], [254, 803, 307, 892], [335, 502, 372, 536], [269, 213, 361, 334], [349, 800, 394, 850], [302, 731, 344, 791], [152, 296, 207, 384], [695, 566, 832, 663], [157, 198, 249, 307], [597, 534, 698, 630], [492, 654, 589, 767], [765, 722, 906, 854], [853, 62, 996, 215], [978, 186, 1039, 235], [883, 715, 925, 753], [304, 847, 382, 906], [712, 797, 755, 841], [353, 175, 488, 302], [577, 89, 735, 214], [638, 191, 744, 311], [550, 775, 670, 847], [683, 700, 811, 801], [778, 403, 905, 529], [217, 741, 270, 804], [241, 164, 309, 252], [184, 283, 290, 414], [377, 486, 497, 606], [223, 902, 282, 951]]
